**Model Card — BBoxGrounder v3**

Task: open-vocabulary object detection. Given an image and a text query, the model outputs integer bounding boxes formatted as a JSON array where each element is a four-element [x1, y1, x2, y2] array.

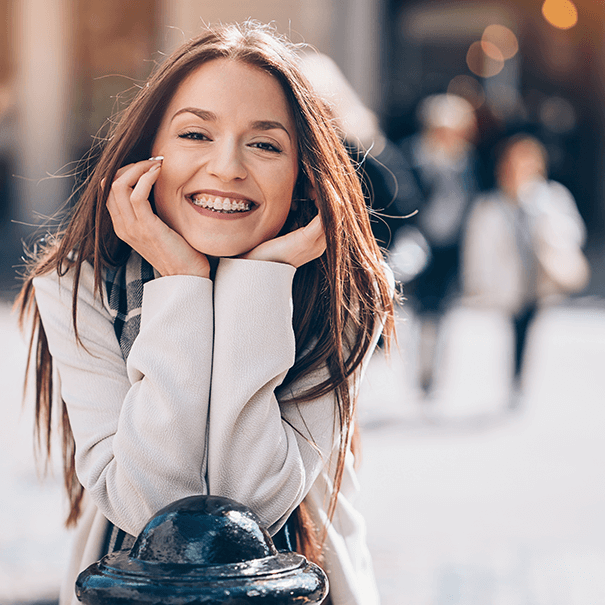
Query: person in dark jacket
[[399, 94, 481, 393]]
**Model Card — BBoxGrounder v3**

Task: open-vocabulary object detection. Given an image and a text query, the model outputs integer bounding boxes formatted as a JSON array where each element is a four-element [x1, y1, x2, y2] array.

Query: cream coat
[[462, 180, 588, 313], [34, 256, 382, 605]]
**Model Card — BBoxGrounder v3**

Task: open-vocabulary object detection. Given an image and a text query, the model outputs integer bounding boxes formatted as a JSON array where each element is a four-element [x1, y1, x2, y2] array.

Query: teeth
[[191, 194, 251, 213]]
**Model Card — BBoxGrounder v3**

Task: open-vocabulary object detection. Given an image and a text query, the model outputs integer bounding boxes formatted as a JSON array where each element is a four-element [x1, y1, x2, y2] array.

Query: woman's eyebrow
[[250, 120, 292, 141], [171, 107, 216, 122]]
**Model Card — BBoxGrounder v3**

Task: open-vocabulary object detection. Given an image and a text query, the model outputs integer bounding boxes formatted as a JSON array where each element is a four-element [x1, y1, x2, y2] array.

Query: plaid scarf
[[105, 251, 156, 360], [100, 251, 155, 554]]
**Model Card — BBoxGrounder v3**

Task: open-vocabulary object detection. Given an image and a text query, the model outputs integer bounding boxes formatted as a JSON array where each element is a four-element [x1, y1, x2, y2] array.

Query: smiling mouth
[[190, 194, 252, 214]]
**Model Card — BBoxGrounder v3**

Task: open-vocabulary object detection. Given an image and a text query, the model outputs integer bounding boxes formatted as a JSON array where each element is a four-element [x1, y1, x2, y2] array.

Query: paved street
[[357, 301, 605, 604], [1, 298, 605, 604], [0, 301, 70, 604]]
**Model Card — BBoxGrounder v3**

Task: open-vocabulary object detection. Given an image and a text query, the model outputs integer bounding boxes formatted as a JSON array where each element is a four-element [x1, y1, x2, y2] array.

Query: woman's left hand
[[241, 215, 326, 268]]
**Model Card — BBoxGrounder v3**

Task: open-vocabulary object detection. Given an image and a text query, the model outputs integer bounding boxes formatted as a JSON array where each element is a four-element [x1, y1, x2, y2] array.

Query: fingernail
[[148, 155, 164, 161], [149, 163, 162, 171]]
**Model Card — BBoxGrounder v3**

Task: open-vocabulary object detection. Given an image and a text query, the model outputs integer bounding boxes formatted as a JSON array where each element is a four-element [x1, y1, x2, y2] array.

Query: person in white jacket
[[463, 134, 589, 389], [16, 22, 395, 605]]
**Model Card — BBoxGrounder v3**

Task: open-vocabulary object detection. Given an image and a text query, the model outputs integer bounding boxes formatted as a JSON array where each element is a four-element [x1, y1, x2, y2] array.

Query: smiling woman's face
[[150, 58, 299, 258]]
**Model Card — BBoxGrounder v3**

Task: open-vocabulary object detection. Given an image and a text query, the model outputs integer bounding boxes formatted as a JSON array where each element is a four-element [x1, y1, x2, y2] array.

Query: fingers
[[130, 162, 162, 219], [302, 214, 327, 261], [106, 158, 163, 242], [111, 158, 162, 200], [302, 215, 325, 245], [241, 213, 326, 268], [113, 162, 136, 181], [100, 164, 133, 189], [297, 214, 326, 262]]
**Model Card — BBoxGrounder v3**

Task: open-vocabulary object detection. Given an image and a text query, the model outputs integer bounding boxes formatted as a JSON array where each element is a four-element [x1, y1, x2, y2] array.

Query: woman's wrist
[[141, 241, 211, 279], [156, 259, 211, 279]]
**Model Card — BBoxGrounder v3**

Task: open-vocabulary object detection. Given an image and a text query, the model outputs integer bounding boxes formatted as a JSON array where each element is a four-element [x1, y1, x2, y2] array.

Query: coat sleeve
[[462, 196, 525, 311], [207, 258, 383, 534], [530, 181, 587, 249], [34, 263, 214, 536]]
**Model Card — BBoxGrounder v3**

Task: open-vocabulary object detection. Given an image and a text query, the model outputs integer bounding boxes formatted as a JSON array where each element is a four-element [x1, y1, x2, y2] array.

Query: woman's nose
[[206, 140, 247, 182]]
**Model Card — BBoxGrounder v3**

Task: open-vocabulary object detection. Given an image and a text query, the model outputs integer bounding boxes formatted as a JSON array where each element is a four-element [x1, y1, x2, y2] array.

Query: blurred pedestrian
[[15, 22, 395, 605], [399, 93, 481, 393], [463, 134, 589, 393]]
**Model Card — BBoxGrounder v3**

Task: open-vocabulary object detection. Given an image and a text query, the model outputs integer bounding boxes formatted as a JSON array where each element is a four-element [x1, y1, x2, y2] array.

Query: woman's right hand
[[106, 159, 211, 278]]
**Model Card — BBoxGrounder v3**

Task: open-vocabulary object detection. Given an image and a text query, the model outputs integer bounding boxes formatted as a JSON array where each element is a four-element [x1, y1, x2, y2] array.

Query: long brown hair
[[16, 21, 394, 564]]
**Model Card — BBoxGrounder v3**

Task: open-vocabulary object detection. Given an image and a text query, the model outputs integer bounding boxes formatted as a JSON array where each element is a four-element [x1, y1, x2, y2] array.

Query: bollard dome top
[[129, 494, 276, 566], [75, 495, 329, 605]]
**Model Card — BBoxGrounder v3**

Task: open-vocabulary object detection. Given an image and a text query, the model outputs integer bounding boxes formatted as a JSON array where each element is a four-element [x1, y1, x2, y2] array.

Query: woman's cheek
[[151, 181, 171, 224]]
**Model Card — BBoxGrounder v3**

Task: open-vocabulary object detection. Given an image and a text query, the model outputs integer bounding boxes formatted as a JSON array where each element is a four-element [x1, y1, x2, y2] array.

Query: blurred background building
[[384, 0, 605, 256], [0, 0, 604, 298]]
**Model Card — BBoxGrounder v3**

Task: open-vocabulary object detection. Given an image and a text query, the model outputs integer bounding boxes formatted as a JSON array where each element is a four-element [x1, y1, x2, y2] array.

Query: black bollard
[[75, 495, 329, 604]]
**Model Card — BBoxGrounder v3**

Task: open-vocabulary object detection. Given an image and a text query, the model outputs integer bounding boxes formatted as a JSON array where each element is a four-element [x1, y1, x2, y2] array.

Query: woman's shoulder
[[33, 258, 107, 314], [33, 250, 147, 301]]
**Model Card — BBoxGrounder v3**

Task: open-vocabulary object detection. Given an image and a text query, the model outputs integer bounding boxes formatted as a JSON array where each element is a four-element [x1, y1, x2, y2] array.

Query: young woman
[[17, 21, 394, 605]]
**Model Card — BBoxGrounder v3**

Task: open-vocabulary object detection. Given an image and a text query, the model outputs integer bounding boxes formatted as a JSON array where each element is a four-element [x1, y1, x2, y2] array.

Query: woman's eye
[[178, 131, 210, 141], [250, 141, 282, 153]]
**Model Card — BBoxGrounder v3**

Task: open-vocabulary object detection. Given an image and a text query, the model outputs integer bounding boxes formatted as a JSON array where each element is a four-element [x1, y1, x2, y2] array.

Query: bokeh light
[[466, 40, 504, 78], [539, 96, 577, 133], [447, 75, 485, 109], [480, 40, 505, 63], [482, 24, 519, 61], [541, 0, 578, 30], [486, 82, 523, 119]]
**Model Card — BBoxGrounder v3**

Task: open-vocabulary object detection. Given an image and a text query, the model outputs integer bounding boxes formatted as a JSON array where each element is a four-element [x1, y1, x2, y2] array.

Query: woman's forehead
[[164, 58, 295, 124]]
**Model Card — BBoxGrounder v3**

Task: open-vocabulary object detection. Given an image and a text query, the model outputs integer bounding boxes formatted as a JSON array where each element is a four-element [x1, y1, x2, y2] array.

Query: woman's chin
[[192, 243, 256, 260], [186, 233, 278, 260]]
